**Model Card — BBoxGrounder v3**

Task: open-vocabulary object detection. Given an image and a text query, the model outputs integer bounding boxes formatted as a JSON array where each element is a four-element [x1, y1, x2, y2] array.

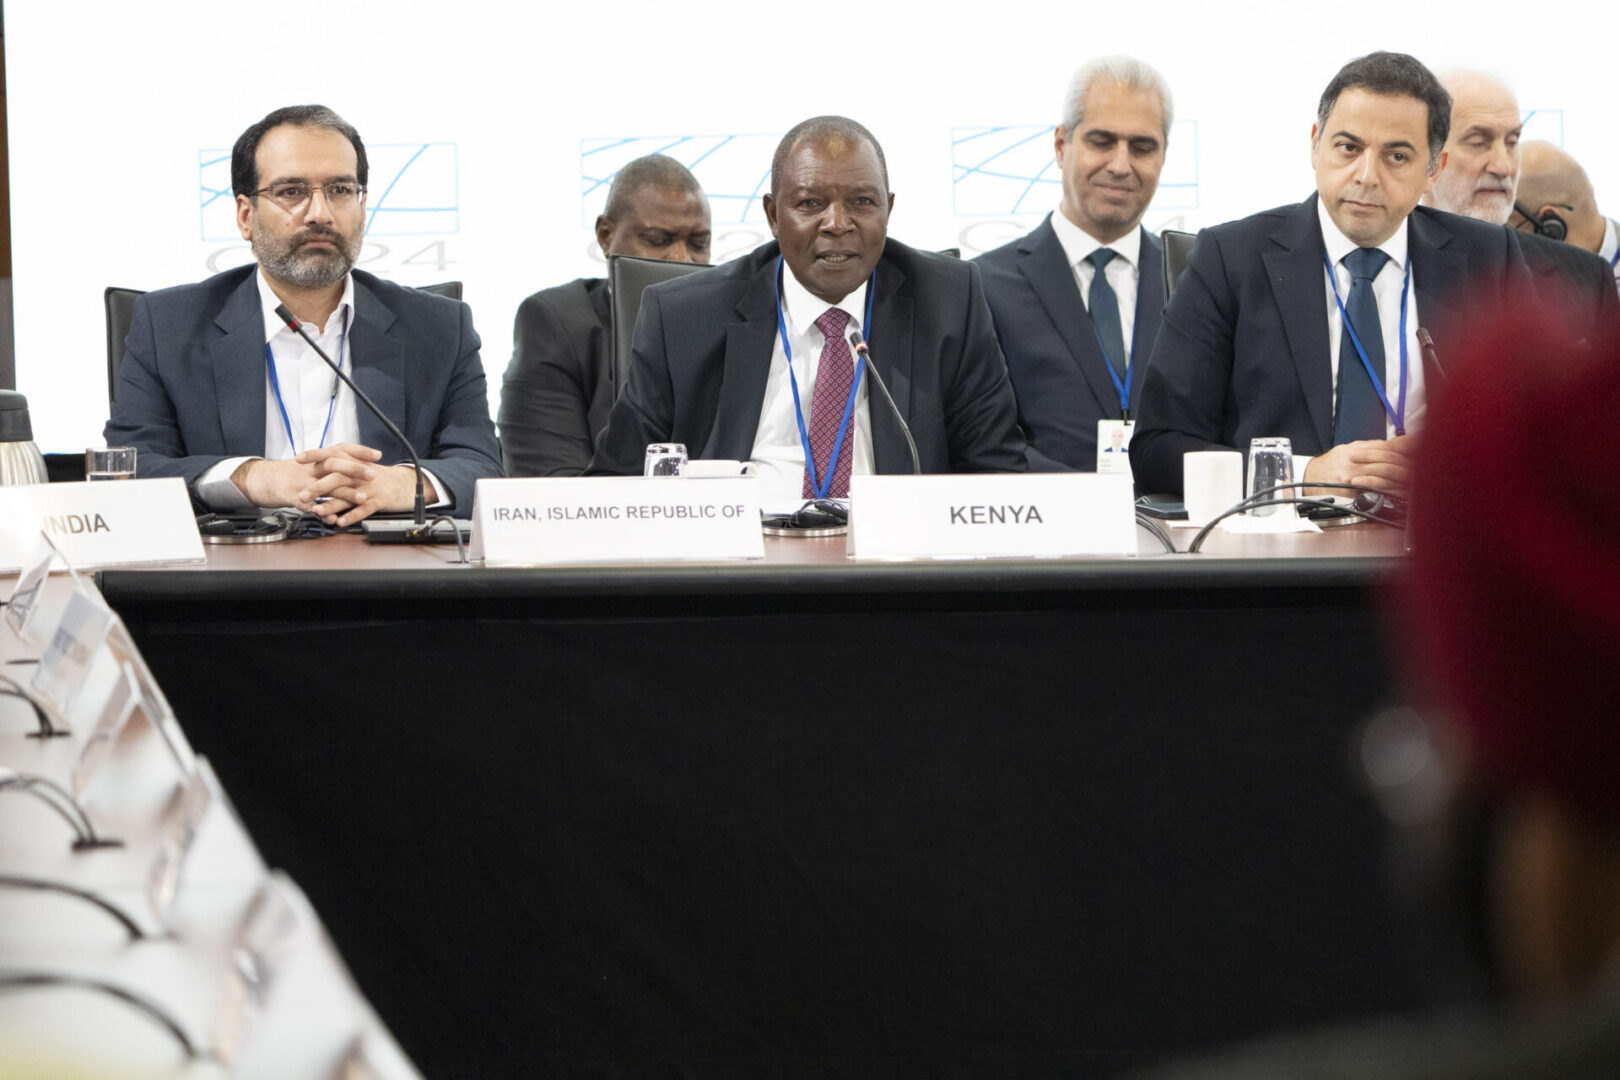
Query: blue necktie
[[1086, 249, 1128, 381], [1333, 247, 1390, 445]]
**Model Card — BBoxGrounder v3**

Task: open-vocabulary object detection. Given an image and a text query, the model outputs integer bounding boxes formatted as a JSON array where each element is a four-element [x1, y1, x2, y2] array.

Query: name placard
[[849, 473, 1137, 559], [470, 476, 765, 564], [0, 478, 206, 572]]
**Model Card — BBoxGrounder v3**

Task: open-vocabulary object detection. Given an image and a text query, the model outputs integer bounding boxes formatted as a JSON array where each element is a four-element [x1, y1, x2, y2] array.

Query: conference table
[[97, 522, 1422, 1078]]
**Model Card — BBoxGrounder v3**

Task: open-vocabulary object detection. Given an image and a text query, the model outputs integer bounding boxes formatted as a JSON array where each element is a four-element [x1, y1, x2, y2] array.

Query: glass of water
[[86, 446, 137, 481], [643, 443, 688, 477], [1246, 437, 1295, 518]]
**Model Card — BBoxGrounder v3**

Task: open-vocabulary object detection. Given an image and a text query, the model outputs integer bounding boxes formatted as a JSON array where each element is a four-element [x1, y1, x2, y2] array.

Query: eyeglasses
[[251, 182, 366, 211]]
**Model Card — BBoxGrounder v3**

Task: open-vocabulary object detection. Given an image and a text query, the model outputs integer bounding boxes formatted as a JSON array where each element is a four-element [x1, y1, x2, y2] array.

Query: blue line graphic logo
[[1520, 108, 1563, 146], [581, 135, 778, 227], [199, 142, 460, 241], [952, 120, 1200, 217]]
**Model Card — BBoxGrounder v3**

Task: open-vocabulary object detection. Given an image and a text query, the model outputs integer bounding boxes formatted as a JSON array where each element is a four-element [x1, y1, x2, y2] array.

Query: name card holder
[[848, 473, 1137, 559], [0, 478, 206, 572], [470, 476, 765, 565]]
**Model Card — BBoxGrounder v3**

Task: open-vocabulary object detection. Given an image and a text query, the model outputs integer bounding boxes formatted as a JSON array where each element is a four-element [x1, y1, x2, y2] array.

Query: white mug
[[1183, 450, 1244, 524]]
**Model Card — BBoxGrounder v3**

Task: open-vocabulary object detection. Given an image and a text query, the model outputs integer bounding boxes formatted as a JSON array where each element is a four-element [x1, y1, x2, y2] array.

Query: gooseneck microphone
[[1417, 327, 1446, 385], [273, 304, 432, 538], [848, 330, 920, 476]]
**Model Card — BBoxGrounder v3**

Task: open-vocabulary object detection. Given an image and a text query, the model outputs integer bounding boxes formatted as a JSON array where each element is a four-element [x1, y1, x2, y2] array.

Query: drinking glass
[[86, 446, 137, 481], [1246, 438, 1295, 518], [643, 443, 688, 477]]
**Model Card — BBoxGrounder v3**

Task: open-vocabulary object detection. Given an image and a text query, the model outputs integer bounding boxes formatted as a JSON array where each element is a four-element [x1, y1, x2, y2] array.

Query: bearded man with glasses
[[105, 104, 502, 523]]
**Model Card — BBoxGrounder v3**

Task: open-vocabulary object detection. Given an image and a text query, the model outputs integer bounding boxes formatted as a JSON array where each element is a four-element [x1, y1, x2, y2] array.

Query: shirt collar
[[779, 258, 870, 342], [1599, 217, 1619, 263], [1050, 209, 1142, 272], [1316, 197, 1410, 273], [257, 269, 356, 342]]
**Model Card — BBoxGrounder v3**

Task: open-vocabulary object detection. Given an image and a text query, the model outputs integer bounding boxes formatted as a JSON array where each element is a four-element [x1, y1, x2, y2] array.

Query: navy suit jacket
[[497, 277, 612, 477], [1130, 197, 1531, 494], [1518, 230, 1620, 342], [975, 216, 1165, 471], [104, 265, 503, 512], [588, 239, 1027, 475]]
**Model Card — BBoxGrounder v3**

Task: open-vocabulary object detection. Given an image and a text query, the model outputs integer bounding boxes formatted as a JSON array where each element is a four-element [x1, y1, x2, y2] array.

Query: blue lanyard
[[1609, 248, 1619, 272], [266, 308, 348, 454], [1323, 252, 1410, 437], [774, 256, 876, 500], [1090, 324, 1131, 420], [1085, 258, 1132, 418]]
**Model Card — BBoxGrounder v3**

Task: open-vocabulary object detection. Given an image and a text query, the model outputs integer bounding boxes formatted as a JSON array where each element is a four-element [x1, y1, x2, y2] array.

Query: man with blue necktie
[[976, 56, 1172, 473], [1130, 52, 1531, 497]]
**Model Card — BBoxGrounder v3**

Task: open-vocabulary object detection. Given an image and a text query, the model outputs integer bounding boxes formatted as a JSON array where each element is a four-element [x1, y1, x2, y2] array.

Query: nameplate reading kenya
[[849, 474, 1137, 558], [470, 476, 765, 564]]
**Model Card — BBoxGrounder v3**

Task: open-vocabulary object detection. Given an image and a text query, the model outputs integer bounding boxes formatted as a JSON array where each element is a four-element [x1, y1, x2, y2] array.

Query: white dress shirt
[[196, 270, 443, 511], [1601, 216, 1620, 294], [749, 262, 873, 510], [1316, 199, 1427, 440], [1049, 208, 1142, 372]]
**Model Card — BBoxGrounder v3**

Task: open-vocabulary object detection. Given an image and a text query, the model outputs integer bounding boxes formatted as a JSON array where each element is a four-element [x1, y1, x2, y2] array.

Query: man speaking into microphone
[[105, 105, 502, 524], [588, 115, 1026, 502]]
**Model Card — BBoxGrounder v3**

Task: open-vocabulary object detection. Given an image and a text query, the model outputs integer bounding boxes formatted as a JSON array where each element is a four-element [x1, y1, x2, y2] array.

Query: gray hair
[[1061, 56, 1174, 140]]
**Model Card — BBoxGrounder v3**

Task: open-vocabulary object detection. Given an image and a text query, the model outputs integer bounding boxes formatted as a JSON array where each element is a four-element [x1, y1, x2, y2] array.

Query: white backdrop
[[8, 0, 1615, 450]]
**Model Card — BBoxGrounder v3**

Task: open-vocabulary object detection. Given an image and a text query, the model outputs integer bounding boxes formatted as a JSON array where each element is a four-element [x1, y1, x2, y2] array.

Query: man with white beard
[[1424, 72, 1617, 337]]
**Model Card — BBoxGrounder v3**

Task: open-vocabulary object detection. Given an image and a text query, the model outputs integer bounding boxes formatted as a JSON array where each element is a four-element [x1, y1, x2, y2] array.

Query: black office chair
[[608, 255, 708, 398], [1161, 230, 1198, 298], [104, 281, 465, 405], [104, 287, 145, 405]]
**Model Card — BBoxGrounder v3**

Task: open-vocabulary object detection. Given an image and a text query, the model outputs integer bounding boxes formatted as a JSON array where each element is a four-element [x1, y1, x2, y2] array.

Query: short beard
[[1432, 175, 1514, 226], [252, 219, 360, 289]]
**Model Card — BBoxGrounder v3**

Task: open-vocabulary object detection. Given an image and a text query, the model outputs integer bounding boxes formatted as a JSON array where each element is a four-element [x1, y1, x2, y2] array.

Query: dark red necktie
[[803, 308, 855, 499]]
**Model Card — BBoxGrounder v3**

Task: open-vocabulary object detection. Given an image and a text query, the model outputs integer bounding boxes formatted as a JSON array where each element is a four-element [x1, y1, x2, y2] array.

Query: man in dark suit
[[589, 116, 1025, 498], [976, 55, 1171, 472], [1423, 72, 1619, 340], [1131, 52, 1531, 497], [105, 105, 501, 521], [498, 156, 711, 477], [1517, 141, 1620, 294]]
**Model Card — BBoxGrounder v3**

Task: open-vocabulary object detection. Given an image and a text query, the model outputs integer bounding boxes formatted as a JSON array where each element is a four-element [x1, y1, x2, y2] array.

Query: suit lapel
[[1130, 226, 1167, 415], [866, 250, 914, 474], [348, 277, 410, 459], [1261, 197, 1335, 450], [1408, 209, 1463, 382], [212, 272, 269, 457], [710, 260, 778, 460], [1018, 216, 1119, 418]]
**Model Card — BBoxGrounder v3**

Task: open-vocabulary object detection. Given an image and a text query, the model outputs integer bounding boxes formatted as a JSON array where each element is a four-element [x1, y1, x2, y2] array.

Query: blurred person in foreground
[[1136, 297, 1620, 1078]]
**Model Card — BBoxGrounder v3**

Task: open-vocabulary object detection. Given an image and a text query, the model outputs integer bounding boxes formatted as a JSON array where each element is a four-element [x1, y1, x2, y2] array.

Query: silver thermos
[[0, 390, 49, 486]]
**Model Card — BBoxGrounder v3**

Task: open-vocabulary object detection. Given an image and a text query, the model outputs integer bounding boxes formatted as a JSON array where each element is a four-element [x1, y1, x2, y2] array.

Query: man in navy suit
[[1131, 52, 1531, 497], [105, 105, 502, 522], [976, 56, 1172, 472], [589, 116, 1025, 500]]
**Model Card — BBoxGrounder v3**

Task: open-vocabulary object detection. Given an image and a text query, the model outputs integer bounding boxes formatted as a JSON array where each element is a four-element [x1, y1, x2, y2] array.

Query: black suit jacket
[[588, 239, 1027, 475], [1518, 230, 1620, 342], [104, 265, 503, 512], [497, 277, 612, 477], [1130, 197, 1531, 494], [976, 215, 1165, 471]]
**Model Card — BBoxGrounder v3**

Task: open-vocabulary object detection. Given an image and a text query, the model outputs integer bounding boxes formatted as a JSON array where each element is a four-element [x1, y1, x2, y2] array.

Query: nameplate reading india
[[0, 478, 206, 572], [849, 473, 1137, 559], [470, 477, 766, 565]]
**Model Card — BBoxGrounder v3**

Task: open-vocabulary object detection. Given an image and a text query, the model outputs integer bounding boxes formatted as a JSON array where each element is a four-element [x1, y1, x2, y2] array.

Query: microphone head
[[273, 304, 301, 331], [848, 329, 868, 354]]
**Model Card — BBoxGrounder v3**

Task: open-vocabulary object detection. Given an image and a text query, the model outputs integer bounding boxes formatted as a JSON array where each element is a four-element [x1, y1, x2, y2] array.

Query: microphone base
[[361, 518, 472, 545]]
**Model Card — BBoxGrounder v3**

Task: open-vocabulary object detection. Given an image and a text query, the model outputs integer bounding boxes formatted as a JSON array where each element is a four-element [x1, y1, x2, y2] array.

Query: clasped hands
[[230, 444, 435, 527], [1304, 433, 1415, 499]]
